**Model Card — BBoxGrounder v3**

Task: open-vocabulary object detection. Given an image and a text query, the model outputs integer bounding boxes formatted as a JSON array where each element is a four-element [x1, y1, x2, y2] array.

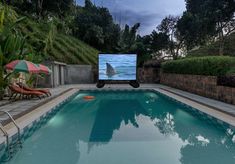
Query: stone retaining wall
[[138, 67, 160, 83], [160, 73, 235, 105]]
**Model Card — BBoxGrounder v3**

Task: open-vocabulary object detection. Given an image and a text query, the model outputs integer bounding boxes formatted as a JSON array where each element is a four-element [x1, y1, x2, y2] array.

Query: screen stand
[[96, 80, 140, 88], [129, 80, 140, 88], [96, 81, 105, 88]]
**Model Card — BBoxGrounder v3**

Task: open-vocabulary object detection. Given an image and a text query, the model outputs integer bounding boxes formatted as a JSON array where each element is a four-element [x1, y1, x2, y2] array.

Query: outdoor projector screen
[[99, 54, 137, 81]]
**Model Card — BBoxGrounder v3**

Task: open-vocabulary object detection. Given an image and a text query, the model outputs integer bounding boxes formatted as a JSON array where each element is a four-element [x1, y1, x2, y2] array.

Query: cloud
[[111, 9, 163, 35], [76, 0, 186, 35]]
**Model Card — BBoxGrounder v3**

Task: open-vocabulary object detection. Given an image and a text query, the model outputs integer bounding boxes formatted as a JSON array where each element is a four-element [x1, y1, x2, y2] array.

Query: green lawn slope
[[17, 18, 99, 65]]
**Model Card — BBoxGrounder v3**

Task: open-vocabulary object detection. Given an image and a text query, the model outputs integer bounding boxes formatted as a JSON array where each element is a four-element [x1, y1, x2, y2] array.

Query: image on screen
[[99, 54, 137, 80]]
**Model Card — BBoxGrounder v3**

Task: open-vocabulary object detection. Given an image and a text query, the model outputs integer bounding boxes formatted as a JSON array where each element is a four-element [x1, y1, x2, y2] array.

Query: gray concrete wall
[[65, 65, 94, 84], [60, 66, 65, 85], [37, 61, 67, 88]]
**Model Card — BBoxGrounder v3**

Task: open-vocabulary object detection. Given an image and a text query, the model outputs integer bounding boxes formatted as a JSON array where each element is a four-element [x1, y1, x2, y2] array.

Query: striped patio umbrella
[[36, 64, 52, 74], [5, 60, 40, 73]]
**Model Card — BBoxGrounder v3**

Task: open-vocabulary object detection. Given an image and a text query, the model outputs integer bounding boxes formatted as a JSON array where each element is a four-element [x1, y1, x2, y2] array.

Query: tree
[[207, 0, 235, 55], [83, 25, 104, 48], [11, 0, 75, 18], [150, 30, 169, 58], [178, 0, 235, 54], [74, 4, 121, 51], [36, 0, 43, 17], [157, 15, 183, 59], [85, 0, 93, 9], [0, 4, 28, 99], [42, 0, 74, 17], [119, 23, 140, 53]]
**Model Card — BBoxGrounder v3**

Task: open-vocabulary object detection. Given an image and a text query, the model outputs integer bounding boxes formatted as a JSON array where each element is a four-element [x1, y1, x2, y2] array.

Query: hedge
[[162, 56, 235, 76]]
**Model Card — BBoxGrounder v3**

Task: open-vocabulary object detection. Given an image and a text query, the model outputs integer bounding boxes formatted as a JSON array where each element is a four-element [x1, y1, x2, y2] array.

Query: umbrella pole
[[20, 73, 23, 100], [36, 74, 38, 88]]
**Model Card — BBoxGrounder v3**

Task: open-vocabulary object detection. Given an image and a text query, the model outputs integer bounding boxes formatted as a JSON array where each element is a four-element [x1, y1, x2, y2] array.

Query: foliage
[[150, 31, 169, 53], [8, 0, 235, 63], [9, 0, 152, 64], [188, 30, 235, 57], [18, 17, 99, 64], [11, 0, 75, 18], [119, 23, 140, 53], [135, 15, 184, 61], [134, 35, 152, 66], [157, 15, 183, 60], [74, 1, 121, 52], [162, 56, 235, 76], [0, 4, 28, 63], [0, 3, 99, 95], [43, 20, 57, 53], [217, 76, 235, 87], [0, 3, 29, 98], [177, 0, 235, 53]]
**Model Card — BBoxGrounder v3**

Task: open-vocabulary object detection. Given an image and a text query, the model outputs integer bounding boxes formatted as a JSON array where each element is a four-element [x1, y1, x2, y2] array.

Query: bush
[[162, 56, 235, 76], [217, 76, 235, 87]]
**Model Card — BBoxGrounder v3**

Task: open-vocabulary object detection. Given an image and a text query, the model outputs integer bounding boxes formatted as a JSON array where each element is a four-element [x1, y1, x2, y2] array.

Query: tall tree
[[178, 0, 235, 54], [74, 3, 121, 51], [150, 30, 169, 58], [12, 0, 74, 18], [85, 0, 93, 9], [119, 23, 140, 53], [207, 0, 235, 55], [157, 15, 183, 59]]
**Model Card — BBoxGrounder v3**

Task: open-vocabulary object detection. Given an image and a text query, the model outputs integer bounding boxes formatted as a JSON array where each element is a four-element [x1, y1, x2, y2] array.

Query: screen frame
[[98, 53, 138, 82]]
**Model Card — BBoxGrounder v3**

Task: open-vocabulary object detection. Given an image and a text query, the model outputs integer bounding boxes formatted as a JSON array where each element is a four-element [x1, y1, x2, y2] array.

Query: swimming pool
[[3, 90, 235, 164]]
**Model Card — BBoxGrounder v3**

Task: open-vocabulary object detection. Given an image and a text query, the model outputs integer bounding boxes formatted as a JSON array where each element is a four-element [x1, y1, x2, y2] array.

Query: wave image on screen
[[99, 54, 137, 80]]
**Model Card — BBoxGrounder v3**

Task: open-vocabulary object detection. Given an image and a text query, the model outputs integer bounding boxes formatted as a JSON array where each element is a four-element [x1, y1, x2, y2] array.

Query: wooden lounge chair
[[17, 82, 51, 97], [8, 85, 45, 100]]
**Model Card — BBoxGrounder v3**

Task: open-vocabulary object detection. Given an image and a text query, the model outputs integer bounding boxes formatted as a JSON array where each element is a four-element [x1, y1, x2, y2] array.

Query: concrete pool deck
[[0, 84, 234, 145], [0, 86, 74, 124]]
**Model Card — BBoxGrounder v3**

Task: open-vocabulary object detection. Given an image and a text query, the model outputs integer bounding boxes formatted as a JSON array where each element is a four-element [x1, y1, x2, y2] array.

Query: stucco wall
[[37, 62, 66, 88], [65, 65, 93, 84], [160, 73, 235, 105]]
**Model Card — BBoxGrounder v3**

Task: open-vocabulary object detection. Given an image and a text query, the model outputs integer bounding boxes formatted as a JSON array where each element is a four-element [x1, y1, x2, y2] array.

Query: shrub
[[162, 56, 235, 76], [217, 76, 235, 87]]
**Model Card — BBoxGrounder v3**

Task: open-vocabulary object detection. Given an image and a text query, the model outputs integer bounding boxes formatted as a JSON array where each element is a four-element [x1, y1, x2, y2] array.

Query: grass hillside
[[18, 18, 99, 65], [188, 32, 235, 57]]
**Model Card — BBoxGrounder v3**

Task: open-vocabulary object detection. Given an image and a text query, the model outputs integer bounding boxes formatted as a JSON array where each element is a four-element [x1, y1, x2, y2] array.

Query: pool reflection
[[89, 99, 148, 142], [82, 92, 235, 164], [7, 91, 235, 164]]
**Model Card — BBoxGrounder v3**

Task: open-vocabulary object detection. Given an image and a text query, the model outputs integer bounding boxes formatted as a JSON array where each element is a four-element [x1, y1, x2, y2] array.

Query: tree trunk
[[219, 39, 224, 56], [0, 68, 4, 100], [218, 22, 224, 56], [36, 0, 44, 18]]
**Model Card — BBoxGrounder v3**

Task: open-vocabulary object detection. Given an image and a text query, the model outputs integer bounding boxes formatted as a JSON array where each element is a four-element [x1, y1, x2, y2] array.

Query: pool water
[[6, 91, 235, 164]]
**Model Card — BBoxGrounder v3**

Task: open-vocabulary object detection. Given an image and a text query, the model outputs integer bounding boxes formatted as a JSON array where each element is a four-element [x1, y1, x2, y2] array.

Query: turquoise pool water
[[5, 90, 235, 164]]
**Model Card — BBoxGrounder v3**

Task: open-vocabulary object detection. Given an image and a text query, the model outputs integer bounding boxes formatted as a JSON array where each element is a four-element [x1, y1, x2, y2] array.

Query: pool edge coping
[[153, 88, 235, 128]]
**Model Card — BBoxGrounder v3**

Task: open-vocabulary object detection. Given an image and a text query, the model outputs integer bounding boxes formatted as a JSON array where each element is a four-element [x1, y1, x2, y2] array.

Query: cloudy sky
[[76, 0, 186, 35]]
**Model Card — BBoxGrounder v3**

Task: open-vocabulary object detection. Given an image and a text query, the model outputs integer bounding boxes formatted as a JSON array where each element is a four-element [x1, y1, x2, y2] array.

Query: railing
[[0, 111, 22, 161], [0, 123, 9, 159]]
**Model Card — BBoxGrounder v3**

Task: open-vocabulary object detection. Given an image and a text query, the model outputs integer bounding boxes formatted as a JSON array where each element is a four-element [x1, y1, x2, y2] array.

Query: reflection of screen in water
[[99, 54, 137, 80]]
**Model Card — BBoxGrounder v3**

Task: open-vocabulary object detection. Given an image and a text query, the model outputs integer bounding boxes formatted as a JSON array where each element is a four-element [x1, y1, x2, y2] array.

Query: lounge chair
[[8, 85, 45, 100], [17, 82, 51, 97]]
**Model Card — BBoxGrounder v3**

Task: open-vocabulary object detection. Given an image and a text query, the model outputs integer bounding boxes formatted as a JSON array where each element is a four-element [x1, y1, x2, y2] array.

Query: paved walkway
[[0, 86, 72, 124], [158, 84, 235, 117], [0, 84, 234, 125]]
